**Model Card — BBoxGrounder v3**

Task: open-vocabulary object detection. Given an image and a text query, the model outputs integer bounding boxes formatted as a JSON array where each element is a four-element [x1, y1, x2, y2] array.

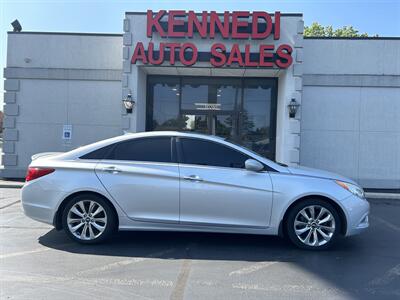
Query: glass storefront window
[[241, 79, 276, 159], [147, 76, 277, 160], [147, 77, 181, 131], [181, 80, 209, 110]]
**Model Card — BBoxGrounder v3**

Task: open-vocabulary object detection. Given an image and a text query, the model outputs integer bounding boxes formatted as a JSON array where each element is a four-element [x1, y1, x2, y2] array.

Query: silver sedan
[[21, 131, 369, 250]]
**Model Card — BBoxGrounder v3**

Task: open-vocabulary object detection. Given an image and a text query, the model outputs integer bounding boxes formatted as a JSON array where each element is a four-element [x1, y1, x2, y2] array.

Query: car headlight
[[335, 180, 365, 198]]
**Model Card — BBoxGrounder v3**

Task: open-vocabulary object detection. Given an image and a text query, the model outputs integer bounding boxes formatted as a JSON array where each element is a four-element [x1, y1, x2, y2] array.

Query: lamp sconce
[[288, 98, 300, 118], [122, 92, 135, 114]]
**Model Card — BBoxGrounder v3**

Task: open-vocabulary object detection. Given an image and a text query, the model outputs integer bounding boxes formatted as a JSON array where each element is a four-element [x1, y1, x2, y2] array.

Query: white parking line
[[1, 270, 173, 290], [232, 282, 345, 295], [0, 243, 73, 259], [229, 261, 278, 276], [371, 216, 400, 232], [0, 247, 51, 259], [77, 248, 175, 276], [86, 277, 174, 288], [0, 200, 21, 209], [369, 264, 400, 286]]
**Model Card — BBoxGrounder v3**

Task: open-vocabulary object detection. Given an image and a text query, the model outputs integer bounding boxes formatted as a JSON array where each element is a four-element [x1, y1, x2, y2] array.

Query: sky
[[0, 0, 399, 107]]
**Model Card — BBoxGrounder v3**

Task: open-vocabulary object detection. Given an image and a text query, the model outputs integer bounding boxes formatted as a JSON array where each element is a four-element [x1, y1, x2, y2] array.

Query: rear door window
[[105, 137, 172, 163]]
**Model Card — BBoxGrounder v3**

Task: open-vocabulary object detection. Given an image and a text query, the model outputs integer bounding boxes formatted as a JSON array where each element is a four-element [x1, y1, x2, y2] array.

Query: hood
[[287, 166, 358, 185]]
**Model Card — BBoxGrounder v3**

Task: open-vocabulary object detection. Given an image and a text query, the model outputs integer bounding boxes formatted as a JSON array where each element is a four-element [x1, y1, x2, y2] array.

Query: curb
[[365, 192, 400, 200], [0, 183, 24, 189]]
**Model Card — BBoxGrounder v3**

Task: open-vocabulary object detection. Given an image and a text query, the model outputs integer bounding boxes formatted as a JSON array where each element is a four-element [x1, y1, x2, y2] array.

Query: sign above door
[[131, 10, 293, 69]]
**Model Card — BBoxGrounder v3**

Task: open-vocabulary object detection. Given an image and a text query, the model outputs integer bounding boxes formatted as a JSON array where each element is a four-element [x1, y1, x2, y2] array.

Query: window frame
[[175, 136, 268, 171]]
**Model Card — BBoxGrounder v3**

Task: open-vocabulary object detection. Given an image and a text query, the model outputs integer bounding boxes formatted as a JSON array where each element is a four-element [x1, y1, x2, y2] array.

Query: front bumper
[[341, 194, 370, 236]]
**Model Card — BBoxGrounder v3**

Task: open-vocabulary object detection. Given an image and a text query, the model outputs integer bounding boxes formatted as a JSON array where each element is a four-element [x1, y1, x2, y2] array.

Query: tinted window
[[105, 137, 172, 163], [80, 144, 115, 160], [180, 138, 249, 168]]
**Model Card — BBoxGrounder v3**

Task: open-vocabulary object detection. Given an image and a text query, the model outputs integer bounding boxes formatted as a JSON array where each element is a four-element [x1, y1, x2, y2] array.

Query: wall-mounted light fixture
[[122, 92, 135, 114], [288, 98, 300, 118]]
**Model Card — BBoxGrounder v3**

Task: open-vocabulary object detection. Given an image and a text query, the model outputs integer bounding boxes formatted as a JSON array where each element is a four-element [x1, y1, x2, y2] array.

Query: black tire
[[286, 198, 342, 250], [61, 194, 117, 244]]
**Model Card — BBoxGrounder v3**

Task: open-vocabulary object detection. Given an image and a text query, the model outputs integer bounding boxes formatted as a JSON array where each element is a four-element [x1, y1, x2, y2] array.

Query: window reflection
[[241, 79, 274, 159], [151, 81, 181, 131], [182, 114, 208, 134]]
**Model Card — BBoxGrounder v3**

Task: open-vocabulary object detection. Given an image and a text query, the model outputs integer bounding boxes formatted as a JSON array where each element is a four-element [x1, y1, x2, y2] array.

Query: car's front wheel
[[62, 194, 117, 244], [286, 199, 341, 250]]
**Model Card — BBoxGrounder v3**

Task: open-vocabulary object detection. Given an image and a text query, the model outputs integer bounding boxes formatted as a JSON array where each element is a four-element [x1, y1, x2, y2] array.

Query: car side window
[[79, 144, 115, 160], [103, 137, 172, 163], [180, 138, 249, 169]]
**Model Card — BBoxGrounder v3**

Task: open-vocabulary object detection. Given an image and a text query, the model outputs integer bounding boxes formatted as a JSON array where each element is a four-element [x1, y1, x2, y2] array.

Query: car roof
[[56, 131, 286, 172], [123, 130, 225, 140]]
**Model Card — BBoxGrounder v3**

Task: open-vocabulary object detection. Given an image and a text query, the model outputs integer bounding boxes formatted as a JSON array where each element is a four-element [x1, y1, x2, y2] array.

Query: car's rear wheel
[[61, 194, 116, 244], [286, 199, 341, 250]]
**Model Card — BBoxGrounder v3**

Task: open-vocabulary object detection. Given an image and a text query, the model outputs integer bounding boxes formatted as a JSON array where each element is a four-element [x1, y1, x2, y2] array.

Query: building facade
[[2, 11, 400, 189]]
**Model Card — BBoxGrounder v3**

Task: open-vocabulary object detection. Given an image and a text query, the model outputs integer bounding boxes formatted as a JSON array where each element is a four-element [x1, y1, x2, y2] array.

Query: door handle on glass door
[[102, 166, 122, 174], [183, 175, 203, 182]]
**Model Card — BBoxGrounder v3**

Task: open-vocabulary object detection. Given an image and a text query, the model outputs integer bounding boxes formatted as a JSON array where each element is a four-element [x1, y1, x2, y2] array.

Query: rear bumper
[[21, 179, 59, 226], [341, 194, 370, 236], [21, 202, 55, 225]]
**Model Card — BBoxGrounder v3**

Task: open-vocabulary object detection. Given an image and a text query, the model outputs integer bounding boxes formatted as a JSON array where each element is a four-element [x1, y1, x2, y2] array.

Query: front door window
[[147, 76, 277, 160]]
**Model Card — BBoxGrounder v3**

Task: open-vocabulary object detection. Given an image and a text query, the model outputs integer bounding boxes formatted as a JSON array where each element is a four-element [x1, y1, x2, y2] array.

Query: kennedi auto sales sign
[[131, 10, 293, 68]]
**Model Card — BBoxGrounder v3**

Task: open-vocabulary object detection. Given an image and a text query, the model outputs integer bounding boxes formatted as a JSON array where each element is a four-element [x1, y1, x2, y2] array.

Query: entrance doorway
[[146, 76, 278, 160]]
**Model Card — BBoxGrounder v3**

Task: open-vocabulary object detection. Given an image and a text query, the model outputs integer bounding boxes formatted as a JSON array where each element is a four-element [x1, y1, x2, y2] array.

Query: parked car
[[21, 131, 369, 250]]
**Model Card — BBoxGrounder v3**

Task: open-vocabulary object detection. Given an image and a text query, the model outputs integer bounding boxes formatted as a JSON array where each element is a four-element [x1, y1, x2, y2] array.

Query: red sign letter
[[168, 10, 186, 37], [131, 42, 148, 64], [179, 43, 198, 66], [275, 44, 293, 68], [252, 12, 272, 39], [188, 11, 208, 38], [259, 45, 274, 67], [274, 11, 281, 40], [165, 43, 180, 65], [147, 10, 166, 37], [148, 42, 164, 65], [244, 44, 257, 67], [210, 11, 229, 38], [232, 11, 250, 39], [227, 44, 244, 66], [210, 43, 227, 67]]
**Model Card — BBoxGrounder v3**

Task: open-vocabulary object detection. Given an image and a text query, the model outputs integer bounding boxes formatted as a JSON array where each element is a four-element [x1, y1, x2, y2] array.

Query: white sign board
[[195, 103, 221, 111], [62, 125, 72, 140]]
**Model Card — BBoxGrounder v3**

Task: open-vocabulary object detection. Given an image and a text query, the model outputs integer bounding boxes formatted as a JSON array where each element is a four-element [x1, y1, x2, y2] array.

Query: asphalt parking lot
[[1, 188, 399, 300]]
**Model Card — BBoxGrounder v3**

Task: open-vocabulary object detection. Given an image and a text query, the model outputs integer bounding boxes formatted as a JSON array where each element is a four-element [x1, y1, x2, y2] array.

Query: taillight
[[25, 167, 55, 182]]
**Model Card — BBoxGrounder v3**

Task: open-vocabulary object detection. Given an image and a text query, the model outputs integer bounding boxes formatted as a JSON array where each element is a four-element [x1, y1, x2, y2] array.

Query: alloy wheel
[[67, 200, 108, 240], [294, 205, 336, 247]]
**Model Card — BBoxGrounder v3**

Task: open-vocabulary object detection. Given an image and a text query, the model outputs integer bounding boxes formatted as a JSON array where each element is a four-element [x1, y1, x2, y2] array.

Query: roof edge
[[125, 11, 303, 17], [7, 31, 123, 37], [304, 36, 400, 40]]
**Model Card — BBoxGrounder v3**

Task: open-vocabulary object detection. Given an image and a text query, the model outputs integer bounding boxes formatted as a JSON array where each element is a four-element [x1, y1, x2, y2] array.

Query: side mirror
[[245, 159, 264, 172]]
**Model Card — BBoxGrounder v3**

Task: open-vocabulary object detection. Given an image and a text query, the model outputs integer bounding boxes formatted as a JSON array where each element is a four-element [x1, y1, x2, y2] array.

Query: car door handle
[[183, 175, 203, 182], [102, 166, 122, 174]]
